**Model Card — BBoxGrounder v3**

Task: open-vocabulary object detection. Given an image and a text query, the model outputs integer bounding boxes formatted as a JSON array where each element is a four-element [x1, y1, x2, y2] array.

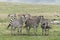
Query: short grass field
[[0, 2, 60, 40]]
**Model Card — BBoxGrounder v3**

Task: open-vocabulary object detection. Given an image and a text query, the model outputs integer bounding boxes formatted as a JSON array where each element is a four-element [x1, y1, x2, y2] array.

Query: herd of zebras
[[7, 14, 51, 36]]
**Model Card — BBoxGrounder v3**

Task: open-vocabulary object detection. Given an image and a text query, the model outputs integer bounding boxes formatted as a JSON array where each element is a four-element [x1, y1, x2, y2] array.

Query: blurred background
[[0, 0, 60, 5]]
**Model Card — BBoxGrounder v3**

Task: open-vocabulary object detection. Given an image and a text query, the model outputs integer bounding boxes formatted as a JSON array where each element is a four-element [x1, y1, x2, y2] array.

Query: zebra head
[[8, 14, 16, 21]]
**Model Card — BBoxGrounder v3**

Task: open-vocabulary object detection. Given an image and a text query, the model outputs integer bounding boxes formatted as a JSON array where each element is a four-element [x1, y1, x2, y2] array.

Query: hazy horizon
[[0, 0, 60, 5]]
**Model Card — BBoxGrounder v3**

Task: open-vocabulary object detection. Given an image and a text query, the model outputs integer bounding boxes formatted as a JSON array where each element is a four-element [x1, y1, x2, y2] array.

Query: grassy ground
[[0, 36, 60, 40], [0, 2, 60, 40], [0, 23, 60, 40], [0, 2, 60, 14]]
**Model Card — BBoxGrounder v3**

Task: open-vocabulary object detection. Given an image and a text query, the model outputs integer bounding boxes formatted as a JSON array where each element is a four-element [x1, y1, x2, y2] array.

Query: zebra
[[25, 16, 43, 35], [41, 16, 51, 36], [7, 14, 26, 35]]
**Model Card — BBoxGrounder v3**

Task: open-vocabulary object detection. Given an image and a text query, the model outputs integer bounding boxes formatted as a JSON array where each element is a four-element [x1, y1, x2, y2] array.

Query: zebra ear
[[8, 14, 10, 17], [8, 14, 11, 19], [14, 14, 16, 17]]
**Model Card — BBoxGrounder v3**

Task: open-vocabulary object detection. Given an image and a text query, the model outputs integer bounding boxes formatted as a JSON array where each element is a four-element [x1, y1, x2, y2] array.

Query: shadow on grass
[[2, 34, 59, 36], [2, 33, 43, 36]]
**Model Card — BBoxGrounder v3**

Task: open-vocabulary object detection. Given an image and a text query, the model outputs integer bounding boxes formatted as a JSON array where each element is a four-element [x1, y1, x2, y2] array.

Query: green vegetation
[[0, 2, 60, 13], [0, 22, 60, 40], [0, 2, 60, 40], [0, 36, 60, 40]]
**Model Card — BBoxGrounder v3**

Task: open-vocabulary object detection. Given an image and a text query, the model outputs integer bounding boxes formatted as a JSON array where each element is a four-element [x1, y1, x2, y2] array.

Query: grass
[[0, 36, 60, 40], [0, 2, 60, 13], [0, 2, 60, 40], [0, 22, 60, 40], [0, 23, 60, 40]]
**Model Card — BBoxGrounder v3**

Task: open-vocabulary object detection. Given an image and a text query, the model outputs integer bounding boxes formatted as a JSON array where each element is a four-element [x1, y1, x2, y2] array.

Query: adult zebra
[[25, 16, 43, 35], [7, 14, 27, 35], [41, 16, 51, 36]]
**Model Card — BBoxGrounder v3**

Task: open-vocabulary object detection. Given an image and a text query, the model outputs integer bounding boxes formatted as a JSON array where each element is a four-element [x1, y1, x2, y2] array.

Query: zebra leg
[[45, 28, 49, 36], [7, 24, 11, 29], [44, 24, 47, 36], [26, 26, 30, 35], [11, 26, 13, 35], [18, 26, 22, 34], [47, 29, 49, 35], [34, 26, 37, 35], [42, 29, 44, 35], [11, 27, 16, 35], [42, 29, 45, 36], [45, 29, 48, 36]]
